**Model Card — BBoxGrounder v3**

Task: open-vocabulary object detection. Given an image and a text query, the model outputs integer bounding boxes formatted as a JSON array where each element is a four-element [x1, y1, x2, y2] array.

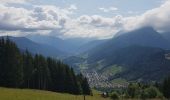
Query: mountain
[[27, 35, 93, 54], [106, 45, 170, 82], [64, 27, 170, 84], [86, 27, 170, 63], [162, 32, 170, 43], [76, 39, 108, 54], [1, 36, 65, 57]]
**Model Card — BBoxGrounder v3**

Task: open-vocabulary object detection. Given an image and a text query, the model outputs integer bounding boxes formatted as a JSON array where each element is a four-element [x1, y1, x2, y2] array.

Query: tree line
[[107, 77, 170, 100], [0, 37, 91, 95]]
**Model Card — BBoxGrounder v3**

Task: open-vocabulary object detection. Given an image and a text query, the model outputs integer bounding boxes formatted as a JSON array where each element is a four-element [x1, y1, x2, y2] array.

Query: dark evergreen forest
[[0, 37, 91, 95]]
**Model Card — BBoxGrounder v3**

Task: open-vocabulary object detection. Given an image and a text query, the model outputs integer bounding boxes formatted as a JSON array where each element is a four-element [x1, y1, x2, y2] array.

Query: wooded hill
[[0, 37, 91, 95]]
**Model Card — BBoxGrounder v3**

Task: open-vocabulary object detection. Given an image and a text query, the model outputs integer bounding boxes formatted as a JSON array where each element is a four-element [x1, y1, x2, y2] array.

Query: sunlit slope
[[0, 87, 110, 100]]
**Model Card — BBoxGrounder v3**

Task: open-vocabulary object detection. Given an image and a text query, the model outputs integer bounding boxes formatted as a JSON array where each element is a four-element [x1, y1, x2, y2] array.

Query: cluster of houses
[[82, 70, 128, 89]]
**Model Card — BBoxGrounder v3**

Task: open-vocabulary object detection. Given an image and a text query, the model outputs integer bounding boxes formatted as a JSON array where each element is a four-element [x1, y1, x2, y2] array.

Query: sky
[[0, 0, 169, 39]]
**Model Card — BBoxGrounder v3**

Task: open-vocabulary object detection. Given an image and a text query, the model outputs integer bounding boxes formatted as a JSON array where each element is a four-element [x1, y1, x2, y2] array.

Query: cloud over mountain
[[0, 0, 170, 39]]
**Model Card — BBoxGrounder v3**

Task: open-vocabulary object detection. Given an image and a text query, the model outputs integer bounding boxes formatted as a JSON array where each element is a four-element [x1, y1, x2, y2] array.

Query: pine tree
[[162, 77, 170, 98], [82, 77, 91, 95], [77, 73, 91, 95], [0, 37, 91, 95], [0, 37, 23, 88], [47, 57, 56, 91], [22, 50, 35, 88], [70, 68, 81, 94], [33, 55, 51, 90]]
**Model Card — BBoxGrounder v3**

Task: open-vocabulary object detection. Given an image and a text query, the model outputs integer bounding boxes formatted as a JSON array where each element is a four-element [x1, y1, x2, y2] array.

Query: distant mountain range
[[64, 27, 170, 83], [1, 27, 170, 84], [1, 35, 105, 58], [1, 36, 66, 58], [27, 35, 95, 54], [86, 27, 170, 63]]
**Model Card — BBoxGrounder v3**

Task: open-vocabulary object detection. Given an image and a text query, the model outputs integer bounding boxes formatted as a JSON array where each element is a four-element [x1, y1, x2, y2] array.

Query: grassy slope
[[0, 87, 110, 100], [101, 65, 122, 76]]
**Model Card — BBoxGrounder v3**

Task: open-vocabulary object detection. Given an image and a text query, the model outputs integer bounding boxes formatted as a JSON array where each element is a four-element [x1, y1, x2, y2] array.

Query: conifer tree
[[0, 38, 91, 95], [162, 77, 170, 98], [0, 37, 23, 88], [22, 50, 34, 88]]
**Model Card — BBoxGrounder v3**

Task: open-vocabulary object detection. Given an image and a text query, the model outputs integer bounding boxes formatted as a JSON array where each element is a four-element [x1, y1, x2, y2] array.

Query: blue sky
[[0, 0, 169, 39]]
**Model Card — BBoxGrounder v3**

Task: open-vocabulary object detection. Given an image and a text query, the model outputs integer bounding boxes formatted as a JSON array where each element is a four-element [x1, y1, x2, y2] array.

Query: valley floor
[[0, 87, 110, 100]]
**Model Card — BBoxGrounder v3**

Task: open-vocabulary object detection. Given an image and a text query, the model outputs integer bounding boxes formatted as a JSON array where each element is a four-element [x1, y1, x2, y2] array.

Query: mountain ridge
[[1, 36, 66, 58]]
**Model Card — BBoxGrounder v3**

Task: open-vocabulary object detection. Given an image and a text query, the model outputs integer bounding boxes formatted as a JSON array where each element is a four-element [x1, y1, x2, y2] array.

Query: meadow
[[0, 87, 110, 100]]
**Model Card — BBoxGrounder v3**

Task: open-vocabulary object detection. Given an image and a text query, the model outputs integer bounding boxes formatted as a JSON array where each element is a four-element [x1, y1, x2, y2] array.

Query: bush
[[127, 83, 140, 98], [110, 92, 119, 100], [140, 86, 163, 99], [140, 90, 149, 100], [145, 86, 158, 98], [162, 77, 170, 98]]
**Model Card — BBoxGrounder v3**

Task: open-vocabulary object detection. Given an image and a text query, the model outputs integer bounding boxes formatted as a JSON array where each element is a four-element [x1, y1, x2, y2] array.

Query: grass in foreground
[[0, 87, 110, 100]]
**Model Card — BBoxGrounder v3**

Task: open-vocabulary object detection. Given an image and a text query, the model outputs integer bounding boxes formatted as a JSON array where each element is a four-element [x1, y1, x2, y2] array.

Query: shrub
[[110, 92, 119, 100], [140, 86, 163, 99]]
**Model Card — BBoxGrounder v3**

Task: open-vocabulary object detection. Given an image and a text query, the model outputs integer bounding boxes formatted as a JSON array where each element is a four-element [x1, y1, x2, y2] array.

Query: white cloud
[[122, 0, 170, 32], [99, 6, 118, 13], [56, 15, 122, 39], [68, 0, 170, 39], [68, 4, 77, 10], [0, 0, 170, 39], [78, 15, 121, 28], [0, 4, 72, 33]]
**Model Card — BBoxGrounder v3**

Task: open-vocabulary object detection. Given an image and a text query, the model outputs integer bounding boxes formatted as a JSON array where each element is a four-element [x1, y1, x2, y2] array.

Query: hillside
[[27, 35, 93, 54], [64, 27, 170, 88], [83, 27, 170, 82], [162, 32, 170, 43], [1, 36, 66, 58], [0, 87, 109, 100], [0, 38, 91, 95], [77, 39, 108, 54], [86, 27, 170, 63], [107, 46, 170, 82]]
